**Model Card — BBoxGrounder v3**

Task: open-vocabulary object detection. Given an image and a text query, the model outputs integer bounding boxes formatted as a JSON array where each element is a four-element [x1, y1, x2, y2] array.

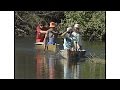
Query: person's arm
[[40, 30, 47, 34], [51, 30, 59, 34], [60, 31, 68, 37], [58, 32, 62, 35], [43, 31, 49, 51], [56, 31, 62, 36], [44, 31, 49, 44]]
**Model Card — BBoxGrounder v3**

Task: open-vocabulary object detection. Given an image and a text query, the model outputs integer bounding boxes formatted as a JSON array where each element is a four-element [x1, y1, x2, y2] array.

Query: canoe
[[59, 49, 86, 59], [35, 42, 44, 45], [35, 42, 60, 53]]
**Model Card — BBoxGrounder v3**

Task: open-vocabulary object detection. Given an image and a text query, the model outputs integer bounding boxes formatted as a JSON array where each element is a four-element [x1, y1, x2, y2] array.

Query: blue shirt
[[47, 29, 59, 45]]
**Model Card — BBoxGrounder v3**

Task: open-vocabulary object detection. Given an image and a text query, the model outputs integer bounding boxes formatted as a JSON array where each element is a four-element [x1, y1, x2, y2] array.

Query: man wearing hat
[[72, 24, 82, 50], [44, 22, 60, 51], [61, 26, 74, 50]]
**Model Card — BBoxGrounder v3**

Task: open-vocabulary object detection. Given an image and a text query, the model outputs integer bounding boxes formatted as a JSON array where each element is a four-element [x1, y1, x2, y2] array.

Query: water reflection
[[48, 55, 55, 79], [15, 38, 105, 79], [35, 49, 56, 79], [36, 49, 46, 79], [34, 46, 105, 79], [63, 59, 71, 79], [63, 59, 81, 79]]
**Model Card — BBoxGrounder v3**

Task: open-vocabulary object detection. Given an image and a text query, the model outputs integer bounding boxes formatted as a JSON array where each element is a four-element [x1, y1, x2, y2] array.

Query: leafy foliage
[[15, 11, 105, 41], [60, 11, 105, 41], [15, 11, 64, 37]]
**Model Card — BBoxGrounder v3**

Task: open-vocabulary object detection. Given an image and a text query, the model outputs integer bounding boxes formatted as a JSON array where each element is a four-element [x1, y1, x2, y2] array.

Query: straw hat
[[74, 24, 80, 28], [49, 22, 56, 28]]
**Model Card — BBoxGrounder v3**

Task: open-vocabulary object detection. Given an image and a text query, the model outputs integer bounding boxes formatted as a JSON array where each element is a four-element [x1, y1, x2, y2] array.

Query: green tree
[[15, 11, 64, 37], [60, 11, 105, 41]]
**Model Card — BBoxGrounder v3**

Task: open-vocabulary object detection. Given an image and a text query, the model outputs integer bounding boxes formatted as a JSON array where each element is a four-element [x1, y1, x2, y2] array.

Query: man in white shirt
[[61, 27, 74, 50], [72, 24, 82, 51]]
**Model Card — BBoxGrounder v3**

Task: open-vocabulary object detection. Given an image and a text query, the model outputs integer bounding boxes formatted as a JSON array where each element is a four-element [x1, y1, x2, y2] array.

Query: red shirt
[[36, 25, 48, 42]]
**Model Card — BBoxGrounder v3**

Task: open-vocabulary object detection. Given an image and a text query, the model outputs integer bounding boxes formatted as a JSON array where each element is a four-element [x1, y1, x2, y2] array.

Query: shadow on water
[[15, 38, 105, 79]]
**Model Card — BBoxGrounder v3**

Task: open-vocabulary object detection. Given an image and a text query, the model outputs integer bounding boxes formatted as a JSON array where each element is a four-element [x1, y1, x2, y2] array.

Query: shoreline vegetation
[[15, 11, 106, 42]]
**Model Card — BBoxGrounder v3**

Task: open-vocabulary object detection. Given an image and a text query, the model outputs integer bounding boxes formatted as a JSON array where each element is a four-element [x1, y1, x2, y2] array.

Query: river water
[[15, 37, 105, 79]]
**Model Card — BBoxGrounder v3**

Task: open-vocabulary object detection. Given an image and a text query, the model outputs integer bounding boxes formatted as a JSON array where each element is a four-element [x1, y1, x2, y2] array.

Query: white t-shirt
[[72, 32, 82, 46]]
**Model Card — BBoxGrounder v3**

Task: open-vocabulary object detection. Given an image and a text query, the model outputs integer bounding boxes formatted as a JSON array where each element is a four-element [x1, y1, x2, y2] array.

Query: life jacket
[[36, 25, 48, 42]]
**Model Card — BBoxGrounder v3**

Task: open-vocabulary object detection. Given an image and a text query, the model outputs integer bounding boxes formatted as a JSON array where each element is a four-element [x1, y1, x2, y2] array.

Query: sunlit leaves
[[61, 11, 105, 40]]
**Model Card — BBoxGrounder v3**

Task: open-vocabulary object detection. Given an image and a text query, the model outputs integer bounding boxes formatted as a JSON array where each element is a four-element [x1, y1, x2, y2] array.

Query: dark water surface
[[15, 37, 105, 79]]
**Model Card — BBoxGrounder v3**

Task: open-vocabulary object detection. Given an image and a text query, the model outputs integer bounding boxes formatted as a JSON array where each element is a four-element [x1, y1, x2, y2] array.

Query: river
[[15, 37, 105, 79]]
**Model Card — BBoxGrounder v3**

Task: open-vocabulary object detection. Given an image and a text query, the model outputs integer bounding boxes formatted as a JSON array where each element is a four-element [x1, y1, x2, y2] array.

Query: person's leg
[[77, 43, 80, 50], [73, 41, 76, 51], [80, 45, 82, 50], [44, 44, 48, 51], [43, 37, 48, 52], [73, 41, 80, 51], [67, 49, 70, 60]]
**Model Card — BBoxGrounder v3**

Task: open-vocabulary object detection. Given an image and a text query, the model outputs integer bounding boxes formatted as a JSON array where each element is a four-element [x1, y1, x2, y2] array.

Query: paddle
[[75, 41, 77, 52]]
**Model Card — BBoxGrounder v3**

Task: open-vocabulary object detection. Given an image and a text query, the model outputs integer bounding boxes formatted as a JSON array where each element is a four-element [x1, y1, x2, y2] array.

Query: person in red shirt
[[36, 21, 48, 43]]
